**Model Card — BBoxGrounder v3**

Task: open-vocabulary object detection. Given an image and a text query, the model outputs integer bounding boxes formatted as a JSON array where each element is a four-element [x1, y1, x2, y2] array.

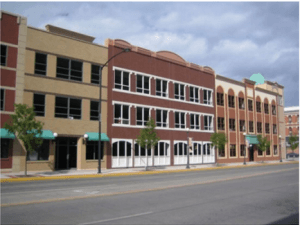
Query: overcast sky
[[2, 2, 299, 107]]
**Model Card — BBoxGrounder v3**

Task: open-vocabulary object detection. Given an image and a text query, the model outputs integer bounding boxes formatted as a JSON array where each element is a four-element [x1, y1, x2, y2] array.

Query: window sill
[[27, 160, 50, 163], [86, 159, 105, 162]]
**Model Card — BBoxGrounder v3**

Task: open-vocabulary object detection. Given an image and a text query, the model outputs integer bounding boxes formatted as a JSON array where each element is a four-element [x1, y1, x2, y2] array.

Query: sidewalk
[[1, 159, 298, 182]]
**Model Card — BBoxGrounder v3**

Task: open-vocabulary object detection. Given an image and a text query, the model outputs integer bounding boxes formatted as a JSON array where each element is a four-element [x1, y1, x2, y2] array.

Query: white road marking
[[80, 211, 153, 225]]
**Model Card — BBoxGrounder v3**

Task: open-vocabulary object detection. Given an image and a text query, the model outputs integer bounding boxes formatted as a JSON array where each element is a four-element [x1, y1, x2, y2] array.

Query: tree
[[288, 133, 299, 160], [210, 132, 227, 165], [136, 117, 160, 170], [4, 104, 44, 176], [257, 135, 271, 163]]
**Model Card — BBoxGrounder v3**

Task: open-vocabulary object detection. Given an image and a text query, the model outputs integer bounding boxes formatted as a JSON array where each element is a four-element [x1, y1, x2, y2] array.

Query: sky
[[2, 2, 299, 107]]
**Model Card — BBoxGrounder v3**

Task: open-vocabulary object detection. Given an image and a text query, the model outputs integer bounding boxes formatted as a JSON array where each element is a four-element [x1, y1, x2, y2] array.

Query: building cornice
[[216, 74, 245, 87], [255, 87, 278, 96]]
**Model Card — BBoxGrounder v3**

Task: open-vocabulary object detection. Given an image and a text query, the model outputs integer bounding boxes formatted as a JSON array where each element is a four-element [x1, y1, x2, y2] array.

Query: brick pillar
[[131, 73, 136, 92]]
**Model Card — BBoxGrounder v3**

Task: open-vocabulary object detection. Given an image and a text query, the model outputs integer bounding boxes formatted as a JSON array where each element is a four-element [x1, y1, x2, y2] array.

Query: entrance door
[[56, 137, 77, 170], [249, 146, 254, 161]]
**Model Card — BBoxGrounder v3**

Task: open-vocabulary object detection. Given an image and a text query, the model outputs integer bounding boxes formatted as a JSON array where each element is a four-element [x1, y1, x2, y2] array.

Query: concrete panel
[[25, 50, 35, 74], [47, 54, 56, 77]]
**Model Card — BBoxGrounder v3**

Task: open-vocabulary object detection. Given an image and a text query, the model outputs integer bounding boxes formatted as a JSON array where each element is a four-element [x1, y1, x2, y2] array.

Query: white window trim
[[190, 113, 201, 130], [113, 103, 131, 125], [111, 139, 132, 159], [155, 78, 169, 98], [189, 86, 200, 103], [204, 115, 214, 131], [136, 74, 151, 95], [114, 69, 131, 91], [136, 106, 151, 126], [174, 111, 186, 129], [174, 83, 185, 101], [203, 89, 213, 106], [156, 109, 169, 128], [154, 141, 171, 157]]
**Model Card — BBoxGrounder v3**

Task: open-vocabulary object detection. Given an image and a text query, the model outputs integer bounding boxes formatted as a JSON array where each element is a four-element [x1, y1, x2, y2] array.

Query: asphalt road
[[1, 163, 299, 224]]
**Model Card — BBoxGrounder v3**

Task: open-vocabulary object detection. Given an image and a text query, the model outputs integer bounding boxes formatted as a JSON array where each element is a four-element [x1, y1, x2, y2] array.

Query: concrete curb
[[1, 161, 298, 183]]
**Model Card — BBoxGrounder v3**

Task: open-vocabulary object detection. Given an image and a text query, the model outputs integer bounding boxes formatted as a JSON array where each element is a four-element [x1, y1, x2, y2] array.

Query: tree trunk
[[25, 154, 27, 176]]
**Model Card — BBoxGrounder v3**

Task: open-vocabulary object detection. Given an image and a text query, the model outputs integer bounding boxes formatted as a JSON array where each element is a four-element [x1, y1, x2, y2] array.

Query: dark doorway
[[55, 137, 77, 170], [249, 145, 254, 161]]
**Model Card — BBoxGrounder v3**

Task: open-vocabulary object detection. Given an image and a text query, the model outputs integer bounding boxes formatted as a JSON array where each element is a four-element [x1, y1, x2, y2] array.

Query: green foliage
[[210, 132, 227, 153], [289, 134, 299, 153], [257, 135, 271, 153], [136, 117, 160, 150], [4, 104, 44, 153]]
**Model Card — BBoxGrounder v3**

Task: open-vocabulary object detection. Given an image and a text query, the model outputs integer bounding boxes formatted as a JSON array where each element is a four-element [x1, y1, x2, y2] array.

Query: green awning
[[245, 135, 259, 145], [0, 128, 15, 139], [27, 130, 55, 140], [85, 132, 110, 141]]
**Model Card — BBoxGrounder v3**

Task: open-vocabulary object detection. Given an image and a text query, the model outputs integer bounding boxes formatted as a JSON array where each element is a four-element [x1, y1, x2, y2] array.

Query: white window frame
[[175, 111, 186, 129], [136, 74, 150, 95], [156, 79, 168, 98], [190, 113, 200, 130], [114, 69, 130, 91], [204, 115, 213, 131], [114, 104, 130, 125], [136, 106, 150, 126], [174, 83, 185, 101], [156, 109, 168, 128], [189, 86, 199, 103], [203, 89, 213, 105]]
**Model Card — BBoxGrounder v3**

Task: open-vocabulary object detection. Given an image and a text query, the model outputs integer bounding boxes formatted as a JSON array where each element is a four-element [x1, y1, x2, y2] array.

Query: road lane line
[[79, 211, 153, 225], [1, 167, 297, 208]]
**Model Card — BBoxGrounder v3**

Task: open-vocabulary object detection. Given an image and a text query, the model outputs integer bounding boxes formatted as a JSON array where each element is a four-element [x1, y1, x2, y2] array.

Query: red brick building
[[0, 11, 27, 170], [284, 106, 299, 154], [105, 39, 216, 168]]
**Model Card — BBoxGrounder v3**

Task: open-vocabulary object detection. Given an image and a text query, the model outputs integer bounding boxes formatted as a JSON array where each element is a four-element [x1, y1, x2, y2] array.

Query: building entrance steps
[[1, 159, 298, 181]]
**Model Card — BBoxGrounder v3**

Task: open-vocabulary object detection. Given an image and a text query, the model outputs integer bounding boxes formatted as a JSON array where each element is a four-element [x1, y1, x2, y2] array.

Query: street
[[1, 163, 299, 224]]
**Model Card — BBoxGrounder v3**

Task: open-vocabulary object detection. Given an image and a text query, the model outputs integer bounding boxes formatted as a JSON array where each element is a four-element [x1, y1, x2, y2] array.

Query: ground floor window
[[27, 140, 50, 161], [230, 144, 236, 157], [193, 143, 202, 156], [274, 145, 278, 155], [154, 142, 169, 156], [1, 139, 10, 158], [240, 145, 246, 157], [219, 148, 225, 157], [86, 141, 104, 160], [113, 141, 131, 157], [266, 147, 271, 155], [135, 143, 147, 156], [174, 142, 187, 156], [258, 149, 263, 155]]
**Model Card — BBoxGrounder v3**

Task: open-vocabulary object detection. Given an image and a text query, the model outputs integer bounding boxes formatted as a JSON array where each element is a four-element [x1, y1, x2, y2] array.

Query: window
[[274, 145, 278, 155], [190, 87, 199, 103], [248, 99, 253, 111], [174, 83, 185, 100], [156, 109, 168, 127], [218, 117, 225, 130], [256, 102, 261, 112], [273, 124, 277, 134], [289, 116, 292, 123], [1, 45, 7, 66], [135, 143, 146, 157], [289, 127, 292, 135], [56, 57, 83, 81], [258, 149, 263, 155], [228, 95, 235, 108], [33, 94, 45, 117], [229, 119, 235, 131], [27, 141, 49, 161], [219, 148, 225, 157], [204, 90, 212, 105], [204, 115, 213, 131], [190, 114, 200, 130], [249, 121, 254, 133], [1, 139, 10, 158], [257, 122, 262, 133], [114, 104, 129, 124], [154, 142, 170, 156], [90, 101, 99, 121], [278, 96, 283, 106], [137, 107, 150, 126], [272, 105, 276, 115], [86, 141, 104, 160], [239, 120, 245, 132], [217, 93, 224, 106], [266, 146, 270, 155], [115, 70, 129, 91], [230, 145, 236, 157], [55, 97, 81, 119], [264, 103, 269, 114], [175, 112, 186, 129], [156, 79, 168, 97], [34, 53, 47, 75], [136, 74, 150, 94], [1, 89, 4, 111], [91, 65, 100, 84], [239, 97, 244, 109], [265, 123, 270, 134], [240, 145, 246, 157], [113, 141, 131, 157]]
